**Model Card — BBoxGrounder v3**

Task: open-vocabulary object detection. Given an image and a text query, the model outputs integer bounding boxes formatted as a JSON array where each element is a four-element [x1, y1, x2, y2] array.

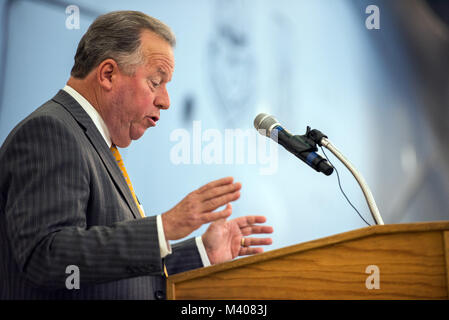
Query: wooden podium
[[167, 221, 449, 299]]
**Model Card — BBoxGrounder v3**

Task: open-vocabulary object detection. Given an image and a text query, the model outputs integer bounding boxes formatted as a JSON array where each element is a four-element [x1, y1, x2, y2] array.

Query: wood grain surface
[[167, 221, 449, 300]]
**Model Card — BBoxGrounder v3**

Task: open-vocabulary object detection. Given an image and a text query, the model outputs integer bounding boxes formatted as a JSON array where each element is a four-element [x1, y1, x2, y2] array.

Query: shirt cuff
[[195, 236, 211, 267], [156, 214, 172, 258]]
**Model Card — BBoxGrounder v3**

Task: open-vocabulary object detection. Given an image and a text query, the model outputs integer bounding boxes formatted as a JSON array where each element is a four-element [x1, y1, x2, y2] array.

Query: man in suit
[[0, 11, 273, 299]]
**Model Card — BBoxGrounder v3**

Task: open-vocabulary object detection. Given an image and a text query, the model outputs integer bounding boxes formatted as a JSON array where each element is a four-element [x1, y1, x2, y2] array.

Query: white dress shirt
[[62, 85, 210, 267]]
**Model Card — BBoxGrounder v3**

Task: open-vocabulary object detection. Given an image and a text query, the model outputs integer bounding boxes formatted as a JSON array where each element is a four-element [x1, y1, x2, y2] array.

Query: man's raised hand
[[161, 177, 241, 240]]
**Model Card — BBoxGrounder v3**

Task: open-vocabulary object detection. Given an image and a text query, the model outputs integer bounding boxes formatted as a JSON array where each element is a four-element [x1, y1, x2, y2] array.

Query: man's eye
[[151, 80, 161, 88]]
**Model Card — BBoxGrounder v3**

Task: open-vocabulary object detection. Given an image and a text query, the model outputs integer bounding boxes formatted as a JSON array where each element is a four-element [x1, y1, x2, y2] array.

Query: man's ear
[[97, 59, 119, 91]]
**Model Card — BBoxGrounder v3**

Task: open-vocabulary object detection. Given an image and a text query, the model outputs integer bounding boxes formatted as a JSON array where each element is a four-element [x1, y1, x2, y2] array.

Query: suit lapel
[[52, 90, 140, 219]]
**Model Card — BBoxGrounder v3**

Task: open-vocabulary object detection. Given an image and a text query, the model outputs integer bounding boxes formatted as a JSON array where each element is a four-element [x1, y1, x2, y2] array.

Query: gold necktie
[[110, 145, 145, 218], [110, 145, 169, 277]]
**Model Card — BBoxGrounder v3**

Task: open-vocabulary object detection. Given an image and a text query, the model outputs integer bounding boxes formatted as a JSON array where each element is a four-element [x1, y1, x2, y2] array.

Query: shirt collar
[[63, 85, 112, 148]]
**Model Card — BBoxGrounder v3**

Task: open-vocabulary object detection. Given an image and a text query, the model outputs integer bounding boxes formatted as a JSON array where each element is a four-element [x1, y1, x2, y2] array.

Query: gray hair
[[70, 11, 176, 78]]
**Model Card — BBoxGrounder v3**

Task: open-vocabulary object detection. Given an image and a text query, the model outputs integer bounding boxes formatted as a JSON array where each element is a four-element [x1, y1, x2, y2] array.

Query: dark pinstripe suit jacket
[[0, 90, 203, 299]]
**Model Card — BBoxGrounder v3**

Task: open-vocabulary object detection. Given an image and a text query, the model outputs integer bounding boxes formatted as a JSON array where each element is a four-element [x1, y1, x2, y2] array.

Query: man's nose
[[155, 86, 170, 110]]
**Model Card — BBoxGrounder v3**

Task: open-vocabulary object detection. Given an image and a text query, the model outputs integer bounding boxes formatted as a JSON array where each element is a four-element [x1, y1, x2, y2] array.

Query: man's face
[[105, 30, 174, 147]]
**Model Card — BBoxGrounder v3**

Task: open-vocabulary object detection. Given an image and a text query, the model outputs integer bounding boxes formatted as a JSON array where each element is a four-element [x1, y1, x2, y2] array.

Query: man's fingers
[[201, 191, 241, 212], [241, 225, 274, 236], [239, 247, 265, 256], [234, 216, 273, 236], [236, 215, 267, 227], [241, 237, 273, 247], [200, 182, 242, 201], [239, 237, 272, 256], [202, 204, 232, 223], [197, 177, 234, 193]]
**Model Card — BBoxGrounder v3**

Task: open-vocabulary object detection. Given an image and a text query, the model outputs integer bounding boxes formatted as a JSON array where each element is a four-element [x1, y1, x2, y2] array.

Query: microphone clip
[[305, 126, 328, 147]]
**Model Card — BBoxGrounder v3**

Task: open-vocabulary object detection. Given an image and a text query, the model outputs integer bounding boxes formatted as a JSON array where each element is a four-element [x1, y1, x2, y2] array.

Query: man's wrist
[[195, 236, 211, 267], [157, 214, 172, 258]]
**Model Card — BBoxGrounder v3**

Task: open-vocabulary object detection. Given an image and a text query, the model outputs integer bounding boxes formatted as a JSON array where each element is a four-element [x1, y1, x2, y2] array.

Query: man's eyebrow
[[157, 67, 167, 76], [156, 67, 173, 82]]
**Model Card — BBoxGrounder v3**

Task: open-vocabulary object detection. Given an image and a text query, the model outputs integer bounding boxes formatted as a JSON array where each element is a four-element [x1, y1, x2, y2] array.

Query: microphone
[[254, 113, 334, 176]]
